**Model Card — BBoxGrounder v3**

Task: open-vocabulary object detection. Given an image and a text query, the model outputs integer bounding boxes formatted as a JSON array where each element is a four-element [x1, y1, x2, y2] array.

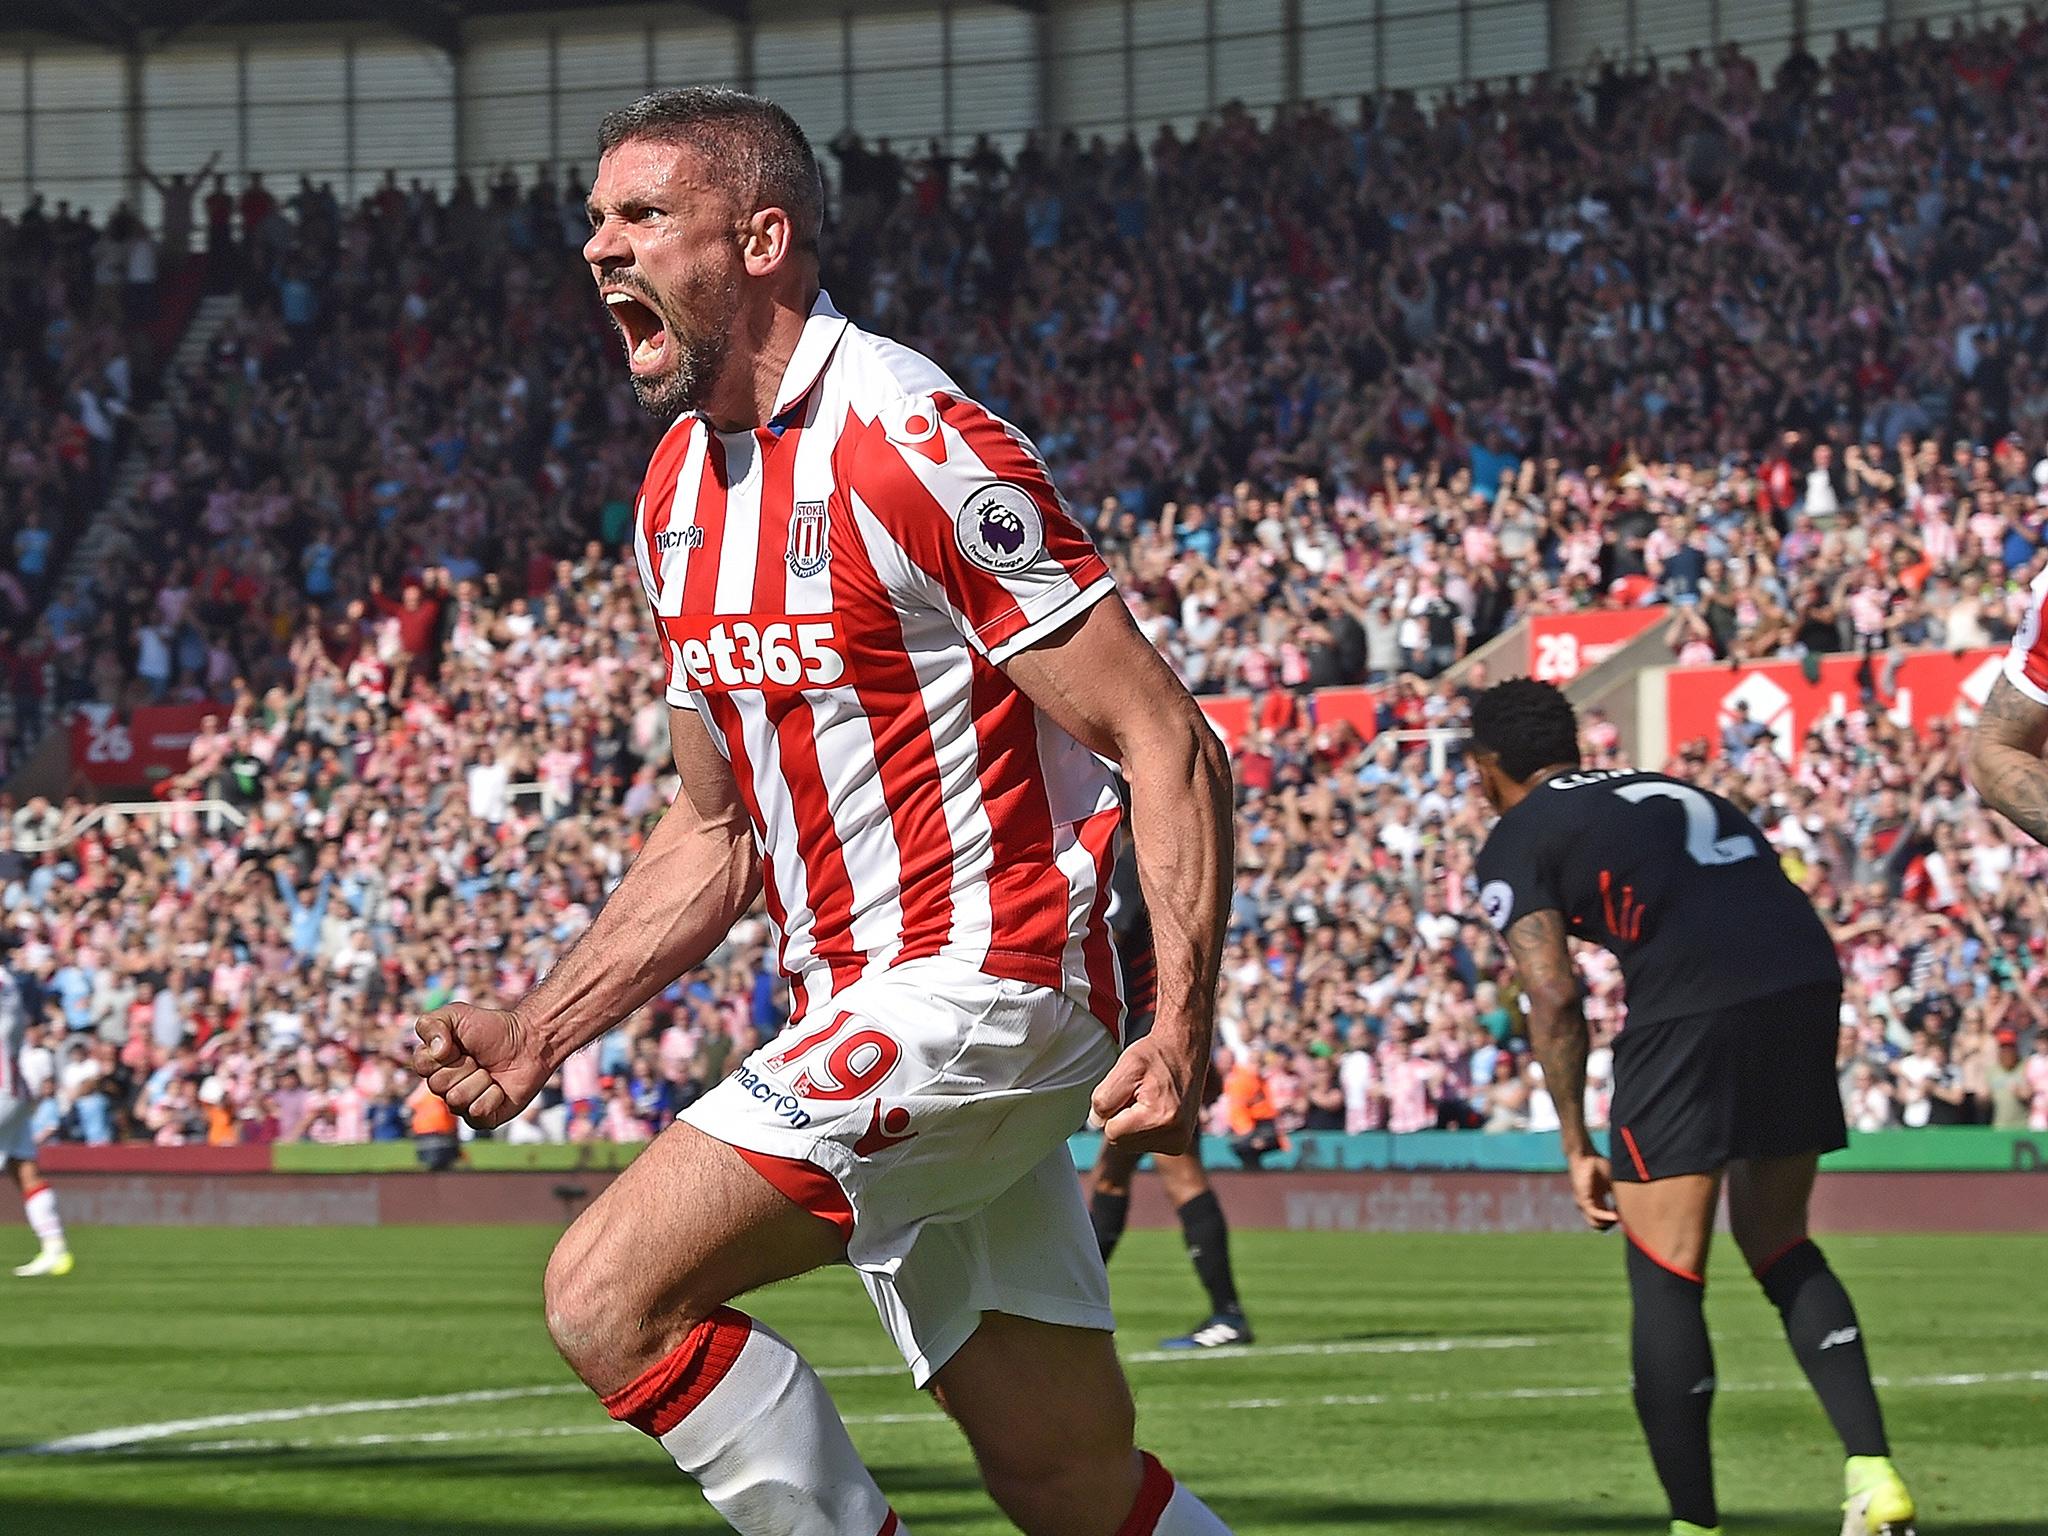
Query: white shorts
[[0, 1096, 36, 1165], [682, 957, 1118, 1385]]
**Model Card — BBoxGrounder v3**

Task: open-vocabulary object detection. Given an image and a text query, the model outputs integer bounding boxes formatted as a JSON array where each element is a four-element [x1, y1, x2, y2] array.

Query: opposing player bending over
[[2, 950, 70, 1277], [1470, 680, 1915, 1536], [413, 89, 1236, 1536], [1969, 566, 2048, 846], [1088, 807, 1251, 1348]]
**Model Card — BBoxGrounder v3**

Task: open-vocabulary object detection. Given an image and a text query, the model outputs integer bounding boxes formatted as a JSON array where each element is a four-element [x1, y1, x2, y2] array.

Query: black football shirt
[[1474, 768, 1839, 1029]]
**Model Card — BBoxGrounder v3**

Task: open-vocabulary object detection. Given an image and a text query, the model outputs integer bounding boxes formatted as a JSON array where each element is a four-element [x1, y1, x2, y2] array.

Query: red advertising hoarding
[[1527, 606, 1667, 684], [1663, 648, 2006, 763], [1197, 686, 1385, 749], [70, 703, 219, 787]]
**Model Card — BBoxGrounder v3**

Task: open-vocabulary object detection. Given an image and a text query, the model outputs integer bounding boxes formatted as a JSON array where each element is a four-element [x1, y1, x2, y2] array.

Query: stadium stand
[[6, 18, 2048, 1148]]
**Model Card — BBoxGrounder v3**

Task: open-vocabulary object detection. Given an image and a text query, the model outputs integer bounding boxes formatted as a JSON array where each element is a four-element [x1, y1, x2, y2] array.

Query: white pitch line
[[1122, 1336, 1538, 1366], [12, 1336, 1538, 1457], [99, 1368, 2048, 1460], [16, 1384, 591, 1455]]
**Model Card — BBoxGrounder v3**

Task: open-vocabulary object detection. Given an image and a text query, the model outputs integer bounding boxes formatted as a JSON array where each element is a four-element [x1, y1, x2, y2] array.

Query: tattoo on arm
[[1506, 910, 1594, 1155], [1970, 678, 2048, 847]]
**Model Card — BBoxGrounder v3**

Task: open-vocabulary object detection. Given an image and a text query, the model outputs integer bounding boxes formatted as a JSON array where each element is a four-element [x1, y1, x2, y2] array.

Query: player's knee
[[542, 1225, 690, 1379], [541, 1232, 611, 1369], [1733, 1219, 1809, 1277], [1159, 1154, 1209, 1206], [1092, 1168, 1132, 1199], [1727, 1189, 1809, 1273]]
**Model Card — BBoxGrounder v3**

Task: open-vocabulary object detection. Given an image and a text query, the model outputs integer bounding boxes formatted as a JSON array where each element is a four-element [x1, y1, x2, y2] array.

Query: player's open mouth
[[604, 289, 670, 374]]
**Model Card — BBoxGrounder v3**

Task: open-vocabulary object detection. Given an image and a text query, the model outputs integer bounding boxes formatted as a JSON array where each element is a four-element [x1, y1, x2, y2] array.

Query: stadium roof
[[0, 0, 1045, 57]]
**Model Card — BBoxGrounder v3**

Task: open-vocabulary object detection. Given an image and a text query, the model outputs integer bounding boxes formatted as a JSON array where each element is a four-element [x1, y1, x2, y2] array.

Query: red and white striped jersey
[[2005, 567, 2048, 706], [631, 292, 1125, 1030]]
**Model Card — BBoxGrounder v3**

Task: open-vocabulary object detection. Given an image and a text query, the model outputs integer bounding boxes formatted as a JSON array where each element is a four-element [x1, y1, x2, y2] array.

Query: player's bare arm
[[1506, 908, 1616, 1229], [413, 709, 761, 1128], [1004, 596, 1233, 1155], [1967, 675, 2048, 847]]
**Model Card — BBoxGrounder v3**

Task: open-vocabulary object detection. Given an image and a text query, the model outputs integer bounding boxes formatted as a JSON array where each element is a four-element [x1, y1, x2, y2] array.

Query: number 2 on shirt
[[1615, 781, 1760, 867]]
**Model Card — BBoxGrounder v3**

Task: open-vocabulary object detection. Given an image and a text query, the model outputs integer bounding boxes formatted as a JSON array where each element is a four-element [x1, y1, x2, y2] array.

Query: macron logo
[[1818, 1327, 1861, 1352]]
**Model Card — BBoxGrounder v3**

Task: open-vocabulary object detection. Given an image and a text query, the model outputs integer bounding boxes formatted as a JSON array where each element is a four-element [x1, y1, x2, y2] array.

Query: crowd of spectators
[[0, 197, 167, 767], [6, 18, 2048, 1152]]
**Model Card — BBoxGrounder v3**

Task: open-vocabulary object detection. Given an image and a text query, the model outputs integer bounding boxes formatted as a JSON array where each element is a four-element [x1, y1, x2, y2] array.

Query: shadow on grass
[[1240, 1493, 2040, 1534], [0, 1458, 990, 1534], [7, 1490, 2041, 1536]]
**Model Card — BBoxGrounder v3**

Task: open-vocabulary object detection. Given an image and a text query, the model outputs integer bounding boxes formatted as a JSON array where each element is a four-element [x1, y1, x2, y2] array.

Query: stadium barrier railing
[[17, 797, 248, 854]]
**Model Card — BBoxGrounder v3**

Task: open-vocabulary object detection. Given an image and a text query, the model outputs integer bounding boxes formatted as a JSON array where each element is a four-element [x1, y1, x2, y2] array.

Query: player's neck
[[1501, 762, 1580, 812], [701, 281, 823, 434]]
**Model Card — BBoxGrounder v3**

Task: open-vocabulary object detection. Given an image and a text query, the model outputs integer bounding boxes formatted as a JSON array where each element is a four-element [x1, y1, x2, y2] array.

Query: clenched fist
[[412, 1003, 550, 1131], [1090, 1030, 1203, 1156]]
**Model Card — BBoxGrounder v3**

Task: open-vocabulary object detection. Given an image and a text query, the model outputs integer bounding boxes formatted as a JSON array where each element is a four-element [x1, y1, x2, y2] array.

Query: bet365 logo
[[661, 614, 846, 693]]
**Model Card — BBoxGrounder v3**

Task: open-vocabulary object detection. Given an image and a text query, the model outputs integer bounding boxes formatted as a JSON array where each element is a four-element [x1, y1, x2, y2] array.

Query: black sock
[[1176, 1190, 1241, 1316], [1757, 1239, 1890, 1458], [1088, 1189, 1129, 1263], [1626, 1237, 1718, 1529]]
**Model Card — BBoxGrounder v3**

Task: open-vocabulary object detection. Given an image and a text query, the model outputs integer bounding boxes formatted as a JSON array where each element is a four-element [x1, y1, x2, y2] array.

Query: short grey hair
[[597, 87, 823, 249]]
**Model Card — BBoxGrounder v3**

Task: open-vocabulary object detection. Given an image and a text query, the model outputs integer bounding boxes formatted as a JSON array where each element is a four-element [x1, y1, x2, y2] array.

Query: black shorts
[[1607, 980, 1847, 1184]]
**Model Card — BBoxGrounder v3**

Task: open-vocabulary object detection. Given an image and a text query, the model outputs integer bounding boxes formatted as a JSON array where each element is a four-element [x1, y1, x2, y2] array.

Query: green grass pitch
[[1, 1226, 2041, 1534]]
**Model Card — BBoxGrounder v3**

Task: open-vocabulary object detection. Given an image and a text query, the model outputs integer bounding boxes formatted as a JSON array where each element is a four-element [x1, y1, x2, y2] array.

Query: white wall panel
[[555, 28, 644, 91], [1301, 19, 1377, 101], [755, 17, 844, 80], [466, 34, 551, 97], [852, 65, 945, 142], [1133, 0, 1205, 46], [651, 22, 744, 88], [246, 101, 347, 175], [30, 53, 124, 216], [145, 46, 237, 108], [852, 11, 945, 70], [1719, 0, 1797, 46], [0, 53, 26, 209], [354, 38, 452, 102], [1303, 0, 1377, 25], [1555, 0, 1629, 69], [143, 47, 237, 186], [1216, 23, 1287, 108], [1053, 0, 1129, 55], [1467, 0, 1548, 82], [246, 41, 345, 103], [559, 85, 628, 163], [31, 50, 121, 110], [1805, 0, 1887, 34], [1134, 39, 1208, 120], [354, 98, 456, 180], [1634, 3, 1713, 63], [1381, 8, 1460, 90], [464, 91, 552, 176], [1051, 46, 1127, 131], [950, 61, 1038, 137]]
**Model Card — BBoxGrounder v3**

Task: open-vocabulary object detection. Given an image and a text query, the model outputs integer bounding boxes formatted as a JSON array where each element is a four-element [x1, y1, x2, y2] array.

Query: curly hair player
[[1468, 679, 1916, 1536]]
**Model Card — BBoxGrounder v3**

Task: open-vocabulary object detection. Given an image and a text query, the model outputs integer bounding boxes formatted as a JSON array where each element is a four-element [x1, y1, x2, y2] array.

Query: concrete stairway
[[5, 292, 241, 795], [60, 292, 241, 590]]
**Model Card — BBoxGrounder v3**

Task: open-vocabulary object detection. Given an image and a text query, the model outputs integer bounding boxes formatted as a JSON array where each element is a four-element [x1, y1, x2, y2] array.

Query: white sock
[[1121, 1453, 1234, 1535], [24, 1184, 65, 1252], [602, 1306, 904, 1536]]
